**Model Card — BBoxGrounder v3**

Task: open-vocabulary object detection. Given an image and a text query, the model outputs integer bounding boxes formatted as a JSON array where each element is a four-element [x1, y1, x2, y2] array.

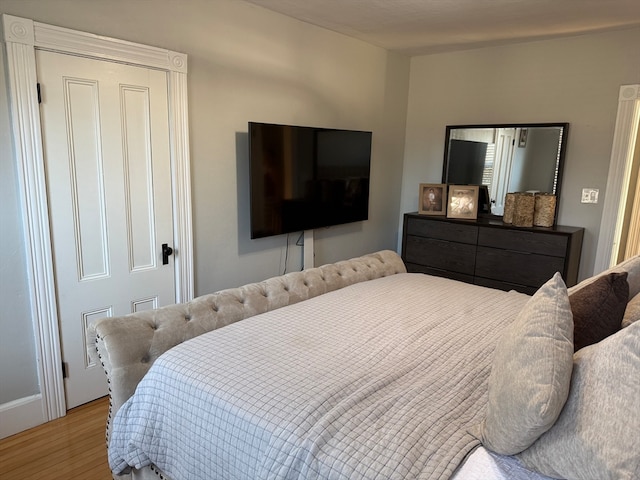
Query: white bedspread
[[109, 273, 531, 480]]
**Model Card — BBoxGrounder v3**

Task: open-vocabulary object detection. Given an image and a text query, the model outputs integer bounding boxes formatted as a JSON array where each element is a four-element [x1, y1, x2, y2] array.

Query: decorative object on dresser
[[503, 193, 516, 224], [418, 183, 446, 215], [447, 185, 480, 220], [503, 191, 558, 228], [512, 192, 536, 227], [401, 212, 584, 295], [534, 193, 557, 227]]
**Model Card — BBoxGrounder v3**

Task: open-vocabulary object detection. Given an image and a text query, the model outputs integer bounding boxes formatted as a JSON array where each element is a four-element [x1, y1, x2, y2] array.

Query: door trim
[[1, 14, 194, 421], [594, 84, 640, 272]]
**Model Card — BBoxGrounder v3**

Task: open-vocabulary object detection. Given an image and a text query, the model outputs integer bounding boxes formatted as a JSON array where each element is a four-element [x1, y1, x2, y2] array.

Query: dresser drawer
[[404, 235, 476, 275], [405, 263, 475, 284], [406, 217, 478, 244], [475, 246, 565, 288], [473, 277, 538, 296], [478, 227, 568, 257]]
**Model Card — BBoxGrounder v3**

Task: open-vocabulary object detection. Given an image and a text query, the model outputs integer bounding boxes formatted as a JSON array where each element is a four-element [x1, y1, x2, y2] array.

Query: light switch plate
[[581, 188, 599, 204]]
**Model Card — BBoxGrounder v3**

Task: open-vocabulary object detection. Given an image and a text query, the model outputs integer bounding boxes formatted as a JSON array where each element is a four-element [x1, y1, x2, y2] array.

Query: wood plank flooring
[[0, 396, 113, 479]]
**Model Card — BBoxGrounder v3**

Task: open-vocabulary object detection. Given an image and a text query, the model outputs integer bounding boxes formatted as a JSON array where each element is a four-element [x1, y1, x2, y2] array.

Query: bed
[[89, 250, 640, 480]]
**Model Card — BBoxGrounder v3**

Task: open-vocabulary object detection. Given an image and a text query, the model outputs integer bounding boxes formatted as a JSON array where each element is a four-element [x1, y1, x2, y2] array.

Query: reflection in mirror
[[442, 123, 569, 216]]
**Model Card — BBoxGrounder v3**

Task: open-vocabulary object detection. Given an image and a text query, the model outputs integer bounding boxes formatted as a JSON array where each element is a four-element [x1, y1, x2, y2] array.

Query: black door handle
[[162, 243, 174, 265]]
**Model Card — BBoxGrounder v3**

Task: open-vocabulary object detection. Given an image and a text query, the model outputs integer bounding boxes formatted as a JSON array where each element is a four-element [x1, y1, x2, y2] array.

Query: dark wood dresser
[[401, 212, 584, 295]]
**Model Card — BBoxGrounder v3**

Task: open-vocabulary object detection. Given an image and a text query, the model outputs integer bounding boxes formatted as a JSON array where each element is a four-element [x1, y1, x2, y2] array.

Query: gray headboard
[[88, 249, 406, 449]]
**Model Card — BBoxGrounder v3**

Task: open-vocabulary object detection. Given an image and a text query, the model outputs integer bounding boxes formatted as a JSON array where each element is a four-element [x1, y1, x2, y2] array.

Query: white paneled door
[[491, 128, 516, 215], [37, 51, 176, 409]]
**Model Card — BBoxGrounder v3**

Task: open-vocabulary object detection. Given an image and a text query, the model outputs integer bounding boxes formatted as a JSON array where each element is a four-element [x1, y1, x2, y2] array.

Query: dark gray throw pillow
[[569, 271, 628, 351]]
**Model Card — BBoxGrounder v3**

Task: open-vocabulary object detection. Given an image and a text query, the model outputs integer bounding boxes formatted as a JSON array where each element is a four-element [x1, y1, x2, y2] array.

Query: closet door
[[37, 50, 176, 408]]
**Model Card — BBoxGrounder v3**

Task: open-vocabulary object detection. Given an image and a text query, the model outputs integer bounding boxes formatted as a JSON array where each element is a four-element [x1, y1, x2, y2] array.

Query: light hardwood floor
[[0, 396, 113, 479]]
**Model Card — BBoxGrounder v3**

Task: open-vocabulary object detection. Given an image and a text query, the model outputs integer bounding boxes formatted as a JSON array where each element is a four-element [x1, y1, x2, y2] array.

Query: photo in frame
[[447, 185, 479, 220], [418, 183, 446, 215], [518, 128, 528, 147]]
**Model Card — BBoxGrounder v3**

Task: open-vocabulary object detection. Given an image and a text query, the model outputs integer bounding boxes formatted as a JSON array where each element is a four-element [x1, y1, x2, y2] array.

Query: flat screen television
[[249, 122, 372, 239]]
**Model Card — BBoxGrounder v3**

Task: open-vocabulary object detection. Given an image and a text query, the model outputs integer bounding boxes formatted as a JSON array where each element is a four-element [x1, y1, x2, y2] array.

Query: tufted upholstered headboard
[[88, 249, 406, 455]]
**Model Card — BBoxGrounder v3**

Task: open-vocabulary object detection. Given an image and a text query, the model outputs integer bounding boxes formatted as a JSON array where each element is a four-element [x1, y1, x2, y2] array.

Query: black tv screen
[[249, 122, 372, 239]]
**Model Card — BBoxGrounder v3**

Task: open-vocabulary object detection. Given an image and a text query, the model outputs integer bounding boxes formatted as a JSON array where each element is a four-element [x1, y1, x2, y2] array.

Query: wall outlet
[[581, 188, 599, 204]]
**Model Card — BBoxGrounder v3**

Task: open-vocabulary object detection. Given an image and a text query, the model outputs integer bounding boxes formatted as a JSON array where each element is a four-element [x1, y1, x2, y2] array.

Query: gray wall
[[0, 0, 410, 404], [401, 28, 640, 280]]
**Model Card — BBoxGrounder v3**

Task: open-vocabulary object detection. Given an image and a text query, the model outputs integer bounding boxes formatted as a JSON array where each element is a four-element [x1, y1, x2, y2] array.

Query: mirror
[[442, 123, 569, 216]]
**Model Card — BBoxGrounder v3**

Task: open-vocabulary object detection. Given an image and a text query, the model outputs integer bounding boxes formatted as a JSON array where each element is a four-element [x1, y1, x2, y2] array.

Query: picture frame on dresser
[[419, 183, 446, 215], [447, 185, 479, 220]]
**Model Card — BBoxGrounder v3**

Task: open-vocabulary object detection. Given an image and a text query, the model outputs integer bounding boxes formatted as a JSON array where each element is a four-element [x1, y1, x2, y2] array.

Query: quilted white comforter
[[109, 273, 530, 480]]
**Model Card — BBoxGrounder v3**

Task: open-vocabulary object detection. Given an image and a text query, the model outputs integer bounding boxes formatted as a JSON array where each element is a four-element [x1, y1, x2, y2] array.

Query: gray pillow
[[517, 321, 640, 480], [622, 293, 640, 328], [473, 272, 574, 455]]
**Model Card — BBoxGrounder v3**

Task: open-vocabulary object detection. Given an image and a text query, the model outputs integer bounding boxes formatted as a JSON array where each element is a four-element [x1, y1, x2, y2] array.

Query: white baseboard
[[0, 394, 47, 439]]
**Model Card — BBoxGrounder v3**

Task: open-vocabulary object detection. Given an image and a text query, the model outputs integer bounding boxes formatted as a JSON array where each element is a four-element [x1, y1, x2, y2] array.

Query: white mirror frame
[[594, 84, 640, 273], [1, 14, 194, 420]]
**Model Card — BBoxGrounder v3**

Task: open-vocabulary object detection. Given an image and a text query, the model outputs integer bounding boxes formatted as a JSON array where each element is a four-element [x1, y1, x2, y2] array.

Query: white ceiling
[[242, 0, 640, 55]]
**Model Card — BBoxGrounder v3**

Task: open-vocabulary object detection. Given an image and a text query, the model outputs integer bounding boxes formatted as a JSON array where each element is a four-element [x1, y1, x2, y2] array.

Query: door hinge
[[62, 361, 68, 379], [37, 83, 42, 104]]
